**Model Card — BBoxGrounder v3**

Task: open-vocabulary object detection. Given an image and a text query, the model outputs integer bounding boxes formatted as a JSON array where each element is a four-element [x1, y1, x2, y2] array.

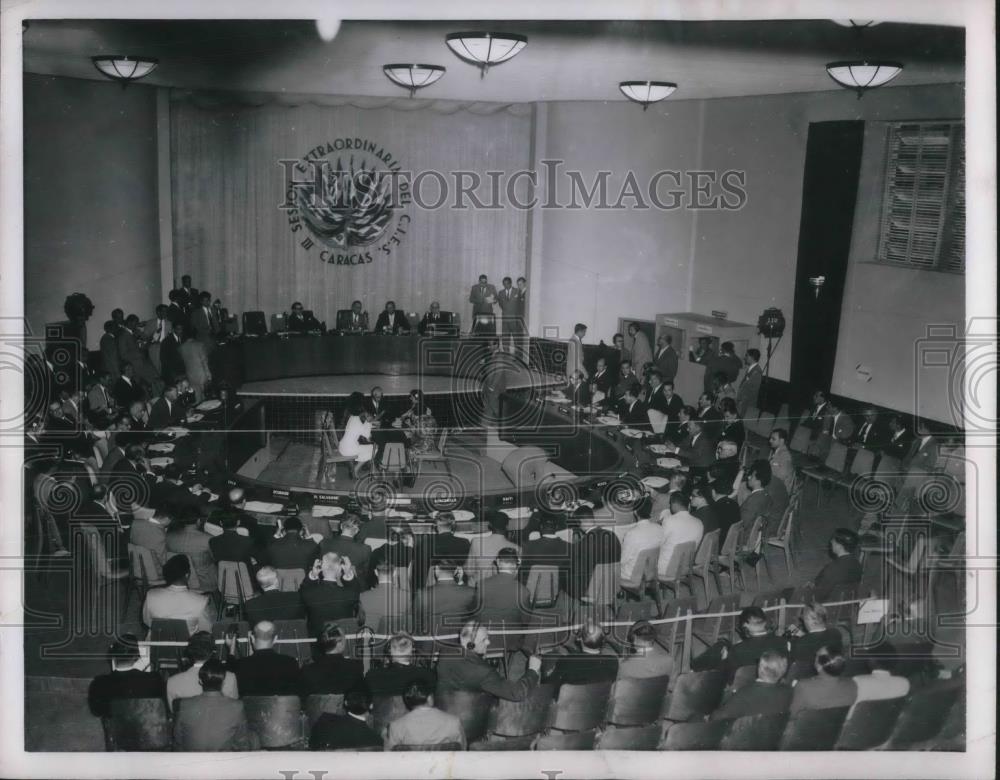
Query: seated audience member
[[768, 428, 795, 492], [567, 519, 622, 600], [321, 515, 372, 587], [370, 530, 415, 588], [542, 619, 620, 687], [113, 362, 145, 408], [465, 510, 520, 576], [364, 386, 389, 423], [590, 356, 614, 399], [718, 400, 746, 451], [436, 621, 542, 701], [707, 439, 742, 494], [360, 563, 409, 628], [812, 528, 863, 601], [790, 645, 858, 713], [695, 391, 723, 435], [365, 632, 437, 697], [300, 553, 363, 634], [418, 301, 451, 335], [414, 560, 476, 635], [520, 513, 571, 578], [693, 607, 788, 676], [172, 660, 259, 752], [88, 371, 118, 422], [413, 512, 471, 590], [851, 655, 911, 705], [739, 460, 774, 529], [620, 620, 674, 680], [619, 509, 662, 582], [125, 399, 150, 433], [657, 492, 704, 579], [711, 651, 792, 721], [787, 602, 844, 668], [476, 547, 531, 633], [853, 407, 888, 451], [689, 486, 720, 536], [263, 515, 320, 573], [374, 300, 411, 335], [808, 400, 855, 460], [142, 555, 213, 635], [149, 384, 185, 429], [287, 301, 321, 332], [130, 509, 171, 575], [612, 359, 638, 402], [384, 680, 466, 750], [649, 470, 688, 521], [564, 369, 592, 407], [205, 487, 260, 538], [166, 516, 218, 593], [88, 634, 165, 719], [224, 620, 301, 696], [166, 631, 238, 712], [310, 688, 383, 751], [709, 479, 740, 547], [300, 623, 365, 696], [244, 566, 306, 626], [617, 383, 650, 430], [669, 417, 715, 469], [208, 512, 257, 571]]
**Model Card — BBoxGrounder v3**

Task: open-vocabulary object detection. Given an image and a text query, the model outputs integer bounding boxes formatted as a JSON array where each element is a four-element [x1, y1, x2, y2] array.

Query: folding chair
[[884, 684, 963, 750], [733, 516, 771, 592], [605, 675, 670, 727], [660, 670, 726, 723], [105, 698, 172, 751], [217, 560, 254, 620], [659, 719, 725, 750], [766, 504, 798, 579], [657, 541, 697, 604], [691, 593, 741, 650], [727, 665, 758, 696], [304, 694, 345, 731], [801, 441, 849, 505], [271, 618, 313, 665], [788, 424, 813, 454], [148, 618, 189, 672], [581, 562, 620, 621], [690, 530, 721, 609], [533, 729, 596, 750], [618, 546, 660, 605], [755, 411, 776, 439], [525, 565, 560, 608], [370, 694, 408, 735], [715, 519, 745, 593], [485, 683, 556, 740], [128, 543, 164, 607]]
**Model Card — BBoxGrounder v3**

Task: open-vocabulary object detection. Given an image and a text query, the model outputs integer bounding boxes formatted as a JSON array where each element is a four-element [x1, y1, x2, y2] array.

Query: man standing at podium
[[469, 274, 497, 336]]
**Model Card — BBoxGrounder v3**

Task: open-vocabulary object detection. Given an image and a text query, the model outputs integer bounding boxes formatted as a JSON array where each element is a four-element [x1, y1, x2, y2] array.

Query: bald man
[[223, 620, 301, 697]]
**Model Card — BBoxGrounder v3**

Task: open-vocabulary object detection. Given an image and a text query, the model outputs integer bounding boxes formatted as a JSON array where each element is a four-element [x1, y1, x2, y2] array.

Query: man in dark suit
[[541, 619, 620, 688], [320, 516, 372, 586], [564, 370, 592, 407], [244, 566, 306, 625], [263, 517, 320, 573], [189, 291, 220, 351], [149, 384, 185, 430], [670, 418, 716, 469], [567, 525, 621, 601], [373, 301, 411, 334], [883, 415, 915, 461], [853, 408, 888, 451], [309, 688, 383, 751], [711, 651, 792, 721], [468, 274, 497, 335], [88, 634, 165, 719], [413, 561, 476, 635], [696, 392, 724, 439], [710, 479, 741, 547], [172, 660, 259, 751], [113, 362, 146, 408], [617, 384, 650, 430], [364, 386, 390, 426], [300, 623, 365, 695], [475, 548, 531, 631], [117, 315, 161, 395], [590, 357, 614, 398], [653, 335, 679, 383], [224, 621, 301, 696], [166, 289, 188, 330], [736, 349, 763, 417], [740, 460, 774, 531], [812, 528, 863, 601], [158, 326, 185, 383], [365, 632, 437, 696], [209, 513, 258, 572], [611, 359, 638, 402], [413, 513, 471, 590], [286, 301, 322, 333], [520, 515, 571, 590], [99, 320, 121, 380], [495, 276, 521, 350], [338, 300, 369, 333], [418, 301, 453, 335], [436, 622, 542, 700], [719, 402, 746, 451], [173, 275, 199, 312]]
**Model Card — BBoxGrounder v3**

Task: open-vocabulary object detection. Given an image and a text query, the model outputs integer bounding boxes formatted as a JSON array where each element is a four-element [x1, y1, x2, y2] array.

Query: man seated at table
[[374, 301, 411, 335], [287, 301, 323, 333], [564, 370, 592, 407], [418, 301, 453, 335], [338, 300, 369, 333], [617, 383, 650, 430]]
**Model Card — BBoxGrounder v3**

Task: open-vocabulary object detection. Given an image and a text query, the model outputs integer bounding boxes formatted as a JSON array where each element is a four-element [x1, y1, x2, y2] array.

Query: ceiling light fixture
[[826, 61, 903, 98], [445, 32, 527, 78], [383, 64, 446, 97], [91, 56, 158, 87], [618, 81, 677, 110]]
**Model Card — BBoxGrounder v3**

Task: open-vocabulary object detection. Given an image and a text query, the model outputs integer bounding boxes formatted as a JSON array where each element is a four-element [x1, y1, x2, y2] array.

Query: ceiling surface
[[22, 19, 965, 102]]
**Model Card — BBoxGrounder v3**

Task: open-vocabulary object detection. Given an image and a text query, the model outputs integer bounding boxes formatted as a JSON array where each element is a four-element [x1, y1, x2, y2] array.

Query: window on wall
[[876, 121, 965, 273]]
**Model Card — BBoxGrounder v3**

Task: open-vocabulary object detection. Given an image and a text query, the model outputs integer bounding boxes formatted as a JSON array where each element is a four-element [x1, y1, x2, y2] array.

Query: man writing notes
[[469, 274, 497, 335]]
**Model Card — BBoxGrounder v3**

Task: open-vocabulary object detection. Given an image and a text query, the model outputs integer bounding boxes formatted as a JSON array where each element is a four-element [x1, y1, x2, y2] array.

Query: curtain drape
[[170, 96, 532, 329]]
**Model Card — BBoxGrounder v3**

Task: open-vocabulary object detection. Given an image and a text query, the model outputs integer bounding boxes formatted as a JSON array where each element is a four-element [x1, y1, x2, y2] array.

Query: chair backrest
[[595, 723, 662, 750], [718, 711, 789, 750], [729, 664, 758, 694], [615, 600, 659, 624], [875, 454, 902, 477], [739, 516, 766, 556], [605, 674, 670, 727], [718, 519, 744, 561], [661, 670, 726, 722], [659, 719, 725, 750], [789, 425, 812, 453], [242, 311, 267, 336], [659, 540, 697, 582], [695, 594, 742, 645], [834, 696, 907, 750], [434, 688, 494, 744], [771, 504, 795, 544], [243, 695, 304, 749], [304, 693, 345, 730], [211, 620, 250, 658], [148, 618, 190, 671], [271, 618, 313, 664], [107, 697, 172, 750], [218, 560, 254, 605], [693, 530, 720, 570], [525, 565, 560, 607], [850, 447, 876, 475], [533, 728, 597, 750], [620, 545, 659, 590], [743, 406, 761, 428], [655, 597, 698, 652], [779, 705, 850, 750], [275, 567, 306, 592], [886, 684, 962, 749], [486, 683, 556, 738], [586, 562, 620, 606], [547, 680, 614, 732], [379, 442, 407, 471], [128, 543, 162, 585], [646, 408, 668, 435], [824, 441, 849, 472]]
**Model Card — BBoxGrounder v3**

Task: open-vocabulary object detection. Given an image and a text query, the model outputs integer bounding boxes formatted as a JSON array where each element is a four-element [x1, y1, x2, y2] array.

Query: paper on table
[[196, 399, 222, 411], [244, 500, 284, 514], [641, 476, 670, 489], [311, 505, 345, 518], [657, 457, 683, 468], [856, 598, 890, 624], [147, 443, 175, 453]]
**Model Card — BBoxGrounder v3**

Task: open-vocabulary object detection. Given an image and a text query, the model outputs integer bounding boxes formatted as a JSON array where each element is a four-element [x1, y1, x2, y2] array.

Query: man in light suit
[[143, 304, 173, 376], [172, 660, 258, 751], [739, 460, 774, 534], [768, 428, 795, 492], [627, 322, 653, 374], [143, 555, 214, 636], [373, 301, 411, 334], [654, 335, 679, 383], [468, 274, 497, 335], [177, 324, 212, 403], [384, 679, 466, 750], [737, 348, 763, 417], [565, 323, 588, 380]]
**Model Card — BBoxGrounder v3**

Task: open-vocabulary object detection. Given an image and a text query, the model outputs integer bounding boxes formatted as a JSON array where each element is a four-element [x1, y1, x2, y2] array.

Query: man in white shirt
[[619, 513, 662, 581], [657, 492, 704, 578]]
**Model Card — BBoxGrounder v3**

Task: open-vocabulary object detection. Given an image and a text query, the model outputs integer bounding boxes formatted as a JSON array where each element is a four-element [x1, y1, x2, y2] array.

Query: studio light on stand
[[756, 307, 786, 409]]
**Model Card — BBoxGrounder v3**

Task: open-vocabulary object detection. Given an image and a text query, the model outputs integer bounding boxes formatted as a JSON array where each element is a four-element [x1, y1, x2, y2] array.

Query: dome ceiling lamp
[[91, 55, 158, 87], [445, 32, 527, 78], [826, 18, 902, 98], [618, 80, 677, 111], [383, 64, 446, 97]]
